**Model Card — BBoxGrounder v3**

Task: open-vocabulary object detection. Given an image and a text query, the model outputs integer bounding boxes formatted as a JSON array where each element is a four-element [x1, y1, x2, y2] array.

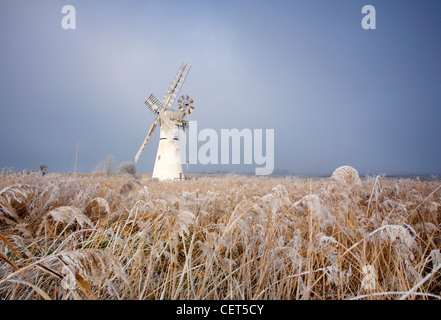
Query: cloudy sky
[[1, 0, 440, 175]]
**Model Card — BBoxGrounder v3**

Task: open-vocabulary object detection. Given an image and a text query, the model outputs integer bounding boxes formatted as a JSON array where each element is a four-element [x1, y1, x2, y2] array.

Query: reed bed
[[0, 170, 440, 300]]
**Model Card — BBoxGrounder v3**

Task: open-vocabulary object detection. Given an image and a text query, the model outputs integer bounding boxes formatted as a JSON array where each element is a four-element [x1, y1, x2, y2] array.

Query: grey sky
[[0, 0, 440, 175]]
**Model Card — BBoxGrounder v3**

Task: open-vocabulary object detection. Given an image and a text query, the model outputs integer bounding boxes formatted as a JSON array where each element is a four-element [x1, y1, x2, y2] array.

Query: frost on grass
[[331, 165, 361, 185], [85, 197, 110, 215], [0, 184, 40, 222], [47, 206, 94, 229], [361, 265, 377, 290], [56, 249, 128, 299], [430, 249, 441, 269], [382, 224, 417, 252], [0, 172, 440, 300], [57, 249, 127, 284]]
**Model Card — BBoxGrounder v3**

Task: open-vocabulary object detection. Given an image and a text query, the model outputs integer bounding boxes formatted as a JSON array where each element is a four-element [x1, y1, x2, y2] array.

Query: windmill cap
[[164, 108, 184, 121]]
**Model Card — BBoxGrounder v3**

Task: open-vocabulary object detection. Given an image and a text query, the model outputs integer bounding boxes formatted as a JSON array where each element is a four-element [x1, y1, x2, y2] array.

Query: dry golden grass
[[0, 170, 440, 300]]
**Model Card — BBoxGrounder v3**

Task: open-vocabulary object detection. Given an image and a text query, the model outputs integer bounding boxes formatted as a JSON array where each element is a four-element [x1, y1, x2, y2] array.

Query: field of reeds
[[0, 169, 440, 300]]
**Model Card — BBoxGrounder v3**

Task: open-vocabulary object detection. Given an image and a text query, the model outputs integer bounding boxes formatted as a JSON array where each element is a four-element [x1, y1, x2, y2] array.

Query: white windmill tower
[[135, 63, 195, 180]]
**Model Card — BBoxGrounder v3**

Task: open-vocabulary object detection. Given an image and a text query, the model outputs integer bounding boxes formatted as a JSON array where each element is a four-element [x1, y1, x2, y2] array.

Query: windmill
[[135, 63, 195, 180]]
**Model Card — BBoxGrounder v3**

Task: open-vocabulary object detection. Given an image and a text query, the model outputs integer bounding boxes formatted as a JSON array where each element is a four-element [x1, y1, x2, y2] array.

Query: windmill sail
[[145, 94, 163, 114], [134, 62, 195, 180], [163, 63, 191, 110], [135, 117, 160, 163]]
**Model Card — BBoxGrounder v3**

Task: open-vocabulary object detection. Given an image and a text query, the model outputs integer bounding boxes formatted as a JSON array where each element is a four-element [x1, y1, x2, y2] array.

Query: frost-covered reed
[[0, 171, 440, 299]]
